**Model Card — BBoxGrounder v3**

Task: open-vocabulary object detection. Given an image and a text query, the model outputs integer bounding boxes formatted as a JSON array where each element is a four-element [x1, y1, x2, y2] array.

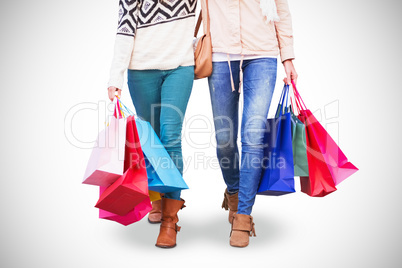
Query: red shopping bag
[[292, 82, 358, 197], [95, 116, 150, 216], [98, 186, 151, 226]]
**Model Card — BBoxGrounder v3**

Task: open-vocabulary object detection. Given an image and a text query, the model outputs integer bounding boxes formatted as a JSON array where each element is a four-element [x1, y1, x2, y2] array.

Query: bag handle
[[116, 96, 135, 116], [292, 90, 303, 115], [289, 86, 300, 115], [113, 98, 123, 119], [282, 85, 290, 116], [194, 11, 202, 37], [106, 97, 129, 126], [194, 0, 210, 37], [292, 89, 302, 115], [112, 96, 137, 120], [291, 81, 307, 114], [290, 97, 296, 114], [276, 84, 290, 117]]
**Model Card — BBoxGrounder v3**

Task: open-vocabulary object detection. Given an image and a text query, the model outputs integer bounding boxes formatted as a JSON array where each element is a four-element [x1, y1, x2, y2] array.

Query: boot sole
[[230, 243, 249, 248], [147, 218, 161, 224], [155, 243, 177, 248]]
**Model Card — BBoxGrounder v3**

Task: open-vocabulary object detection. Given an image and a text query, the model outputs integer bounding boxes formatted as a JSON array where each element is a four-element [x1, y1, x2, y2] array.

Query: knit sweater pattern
[[109, 0, 197, 89]]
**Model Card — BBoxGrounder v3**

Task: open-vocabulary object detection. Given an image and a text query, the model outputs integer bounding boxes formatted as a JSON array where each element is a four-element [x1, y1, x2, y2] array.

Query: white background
[[1, 0, 401, 267]]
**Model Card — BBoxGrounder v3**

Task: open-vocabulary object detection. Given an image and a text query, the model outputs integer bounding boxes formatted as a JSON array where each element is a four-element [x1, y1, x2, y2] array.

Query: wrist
[[283, 59, 293, 65]]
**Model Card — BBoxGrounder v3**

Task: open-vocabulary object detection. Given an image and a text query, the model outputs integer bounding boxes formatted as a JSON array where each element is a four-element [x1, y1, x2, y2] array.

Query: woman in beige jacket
[[201, 0, 297, 247]]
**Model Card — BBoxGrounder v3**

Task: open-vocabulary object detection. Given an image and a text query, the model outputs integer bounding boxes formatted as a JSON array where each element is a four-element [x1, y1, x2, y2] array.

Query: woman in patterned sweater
[[107, 0, 197, 248]]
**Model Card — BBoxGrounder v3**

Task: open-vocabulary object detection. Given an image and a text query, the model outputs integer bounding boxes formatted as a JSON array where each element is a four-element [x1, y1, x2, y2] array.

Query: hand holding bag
[[194, 0, 212, 79]]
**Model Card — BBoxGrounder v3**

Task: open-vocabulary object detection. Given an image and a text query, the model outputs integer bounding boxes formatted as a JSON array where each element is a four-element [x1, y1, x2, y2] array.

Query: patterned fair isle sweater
[[108, 0, 197, 89]]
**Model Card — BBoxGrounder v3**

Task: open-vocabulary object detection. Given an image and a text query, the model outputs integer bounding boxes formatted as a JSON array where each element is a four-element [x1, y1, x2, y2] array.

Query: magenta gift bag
[[98, 186, 152, 226], [292, 81, 358, 196]]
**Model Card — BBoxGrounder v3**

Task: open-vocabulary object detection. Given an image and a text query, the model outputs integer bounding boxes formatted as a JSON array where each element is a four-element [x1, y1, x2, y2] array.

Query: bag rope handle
[[194, 0, 210, 37]]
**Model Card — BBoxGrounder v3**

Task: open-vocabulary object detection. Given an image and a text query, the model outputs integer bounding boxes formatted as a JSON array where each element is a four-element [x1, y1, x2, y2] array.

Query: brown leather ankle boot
[[230, 213, 256, 247], [148, 200, 162, 223], [222, 189, 238, 223], [155, 197, 185, 248]]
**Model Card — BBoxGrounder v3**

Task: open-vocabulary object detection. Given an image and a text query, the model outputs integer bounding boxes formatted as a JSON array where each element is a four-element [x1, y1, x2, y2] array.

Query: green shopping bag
[[290, 105, 309, 177]]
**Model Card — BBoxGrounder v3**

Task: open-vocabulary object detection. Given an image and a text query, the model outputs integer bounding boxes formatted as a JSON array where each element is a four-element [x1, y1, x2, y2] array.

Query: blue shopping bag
[[135, 118, 189, 193], [257, 85, 295, 196]]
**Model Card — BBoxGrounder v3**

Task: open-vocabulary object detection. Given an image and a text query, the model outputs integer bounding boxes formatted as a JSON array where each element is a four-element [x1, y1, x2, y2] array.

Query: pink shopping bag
[[292, 81, 358, 196], [83, 100, 126, 187]]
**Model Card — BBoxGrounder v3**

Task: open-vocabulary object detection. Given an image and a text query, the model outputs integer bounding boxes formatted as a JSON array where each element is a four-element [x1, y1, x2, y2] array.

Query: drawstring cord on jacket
[[227, 54, 235, 92], [239, 55, 244, 93], [227, 54, 245, 93]]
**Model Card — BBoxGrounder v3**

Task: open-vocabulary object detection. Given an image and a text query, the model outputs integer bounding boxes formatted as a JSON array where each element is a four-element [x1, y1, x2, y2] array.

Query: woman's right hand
[[108, 86, 122, 101]]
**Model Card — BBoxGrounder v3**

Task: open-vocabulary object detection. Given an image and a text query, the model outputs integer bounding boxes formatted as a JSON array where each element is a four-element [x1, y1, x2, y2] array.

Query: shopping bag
[[290, 105, 309, 177], [95, 116, 150, 216], [292, 81, 358, 197], [257, 85, 295, 196], [98, 186, 152, 226], [135, 118, 189, 193], [95, 166, 149, 216], [149, 190, 161, 202], [83, 100, 126, 186], [276, 100, 309, 177]]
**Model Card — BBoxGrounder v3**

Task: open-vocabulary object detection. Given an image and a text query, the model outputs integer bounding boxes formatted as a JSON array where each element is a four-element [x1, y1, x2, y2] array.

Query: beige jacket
[[200, 0, 295, 62]]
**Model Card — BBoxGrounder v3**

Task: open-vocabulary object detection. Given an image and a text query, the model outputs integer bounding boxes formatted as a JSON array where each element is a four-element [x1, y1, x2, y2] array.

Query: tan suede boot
[[221, 189, 238, 224], [230, 213, 256, 247], [148, 200, 162, 223], [155, 198, 185, 248]]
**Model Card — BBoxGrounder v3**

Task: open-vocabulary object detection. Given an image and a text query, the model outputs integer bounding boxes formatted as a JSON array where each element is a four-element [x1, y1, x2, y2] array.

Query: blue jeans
[[208, 58, 277, 215], [127, 66, 194, 200]]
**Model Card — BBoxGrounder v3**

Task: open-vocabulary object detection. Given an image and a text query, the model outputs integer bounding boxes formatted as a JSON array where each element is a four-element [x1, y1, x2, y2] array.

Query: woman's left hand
[[283, 59, 298, 85]]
